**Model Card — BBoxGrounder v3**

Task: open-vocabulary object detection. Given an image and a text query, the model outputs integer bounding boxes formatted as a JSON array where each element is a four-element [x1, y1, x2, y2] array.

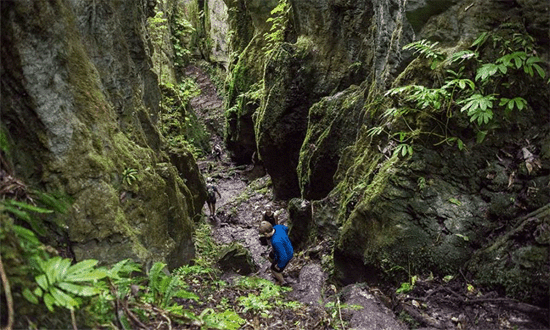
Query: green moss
[[297, 84, 365, 199], [337, 154, 400, 250]]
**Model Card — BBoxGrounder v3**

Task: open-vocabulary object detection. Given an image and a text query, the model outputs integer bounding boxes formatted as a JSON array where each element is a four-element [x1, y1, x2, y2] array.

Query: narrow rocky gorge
[[1, 0, 548, 328]]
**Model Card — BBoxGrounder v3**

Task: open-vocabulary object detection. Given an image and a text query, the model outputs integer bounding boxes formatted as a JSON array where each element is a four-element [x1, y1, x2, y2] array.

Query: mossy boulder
[[297, 84, 366, 200], [225, 35, 266, 164], [217, 242, 257, 275], [333, 144, 490, 285]]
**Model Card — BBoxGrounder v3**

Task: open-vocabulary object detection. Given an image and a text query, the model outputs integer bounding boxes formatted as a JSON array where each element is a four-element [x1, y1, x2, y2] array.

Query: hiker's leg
[[208, 202, 214, 216], [271, 269, 285, 285], [270, 263, 285, 285]]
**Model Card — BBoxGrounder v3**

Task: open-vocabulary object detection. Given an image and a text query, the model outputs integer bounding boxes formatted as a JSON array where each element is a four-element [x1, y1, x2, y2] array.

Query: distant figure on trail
[[259, 221, 294, 285], [212, 143, 222, 162], [206, 177, 221, 218], [263, 204, 278, 226]]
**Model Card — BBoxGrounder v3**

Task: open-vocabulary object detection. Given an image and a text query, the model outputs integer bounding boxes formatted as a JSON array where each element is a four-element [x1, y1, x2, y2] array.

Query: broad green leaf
[[23, 288, 39, 304], [533, 63, 546, 78], [45, 257, 64, 285], [515, 97, 526, 110], [499, 98, 510, 106], [65, 269, 108, 282], [50, 287, 79, 310], [514, 56, 523, 69], [58, 282, 102, 297], [33, 287, 43, 297], [36, 274, 49, 291], [476, 130, 488, 144], [471, 32, 488, 47], [59, 258, 72, 280], [65, 259, 98, 277], [476, 64, 498, 81], [44, 293, 56, 311], [524, 65, 534, 76], [457, 139, 464, 150]]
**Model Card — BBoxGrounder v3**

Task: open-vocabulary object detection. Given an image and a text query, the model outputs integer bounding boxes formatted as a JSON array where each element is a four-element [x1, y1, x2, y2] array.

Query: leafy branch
[[370, 28, 548, 156]]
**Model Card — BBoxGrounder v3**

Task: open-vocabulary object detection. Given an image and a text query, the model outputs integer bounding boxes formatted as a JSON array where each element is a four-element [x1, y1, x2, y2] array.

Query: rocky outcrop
[[331, 0, 550, 306], [217, 242, 257, 275], [229, 0, 419, 199], [297, 85, 366, 200], [223, 0, 549, 307], [1, 0, 204, 269], [223, 0, 278, 164]]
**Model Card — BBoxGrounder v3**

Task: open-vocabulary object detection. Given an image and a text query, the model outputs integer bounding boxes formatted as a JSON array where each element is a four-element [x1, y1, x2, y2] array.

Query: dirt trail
[[186, 63, 297, 284]]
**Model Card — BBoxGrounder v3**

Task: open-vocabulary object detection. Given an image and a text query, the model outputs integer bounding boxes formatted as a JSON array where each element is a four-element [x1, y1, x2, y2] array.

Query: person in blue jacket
[[259, 220, 293, 285]]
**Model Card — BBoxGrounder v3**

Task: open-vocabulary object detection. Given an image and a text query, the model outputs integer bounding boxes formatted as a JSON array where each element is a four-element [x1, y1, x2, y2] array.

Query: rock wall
[[1, 0, 205, 269], [331, 0, 550, 306], [223, 0, 549, 306]]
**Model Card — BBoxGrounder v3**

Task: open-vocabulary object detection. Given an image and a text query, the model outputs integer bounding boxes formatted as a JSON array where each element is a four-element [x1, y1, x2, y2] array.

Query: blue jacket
[[270, 225, 294, 269]]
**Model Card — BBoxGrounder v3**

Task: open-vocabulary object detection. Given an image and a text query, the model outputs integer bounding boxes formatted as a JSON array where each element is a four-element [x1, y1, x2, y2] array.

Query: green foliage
[[193, 220, 222, 265], [148, 11, 168, 48], [1, 199, 52, 236], [122, 167, 138, 186], [373, 27, 548, 154], [194, 308, 245, 330], [262, 0, 291, 56], [396, 275, 417, 294], [171, 13, 195, 68], [458, 93, 496, 125], [159, 79, 205, 158], [234, 276, 295, 317], [403, 39, 444, 69], [323, 292, 363, 330], [29, 258, 107, 311], [144, 262, 199, 308], [1, 198, 106, 315]]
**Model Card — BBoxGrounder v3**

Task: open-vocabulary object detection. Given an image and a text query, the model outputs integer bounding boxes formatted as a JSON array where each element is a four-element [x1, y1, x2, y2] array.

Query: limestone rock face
[[207, 0, 230, 67], [250, 0, 420, 199], [287, 198, 312, 250], [1, 0, 203, 269], [297, 85, 366, 200], [331, 0, 550, 306]]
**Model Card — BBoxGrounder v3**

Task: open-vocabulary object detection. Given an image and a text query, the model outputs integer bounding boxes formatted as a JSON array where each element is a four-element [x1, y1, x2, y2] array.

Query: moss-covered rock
[[1, 0, 203, 270], [225, 35, 266, 164], [297, 84, 366, 200], [467, 212, 550, 307], [255, 41, 316, 199], [287, 198, 312, 250], [217, 242, 257, 275]]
